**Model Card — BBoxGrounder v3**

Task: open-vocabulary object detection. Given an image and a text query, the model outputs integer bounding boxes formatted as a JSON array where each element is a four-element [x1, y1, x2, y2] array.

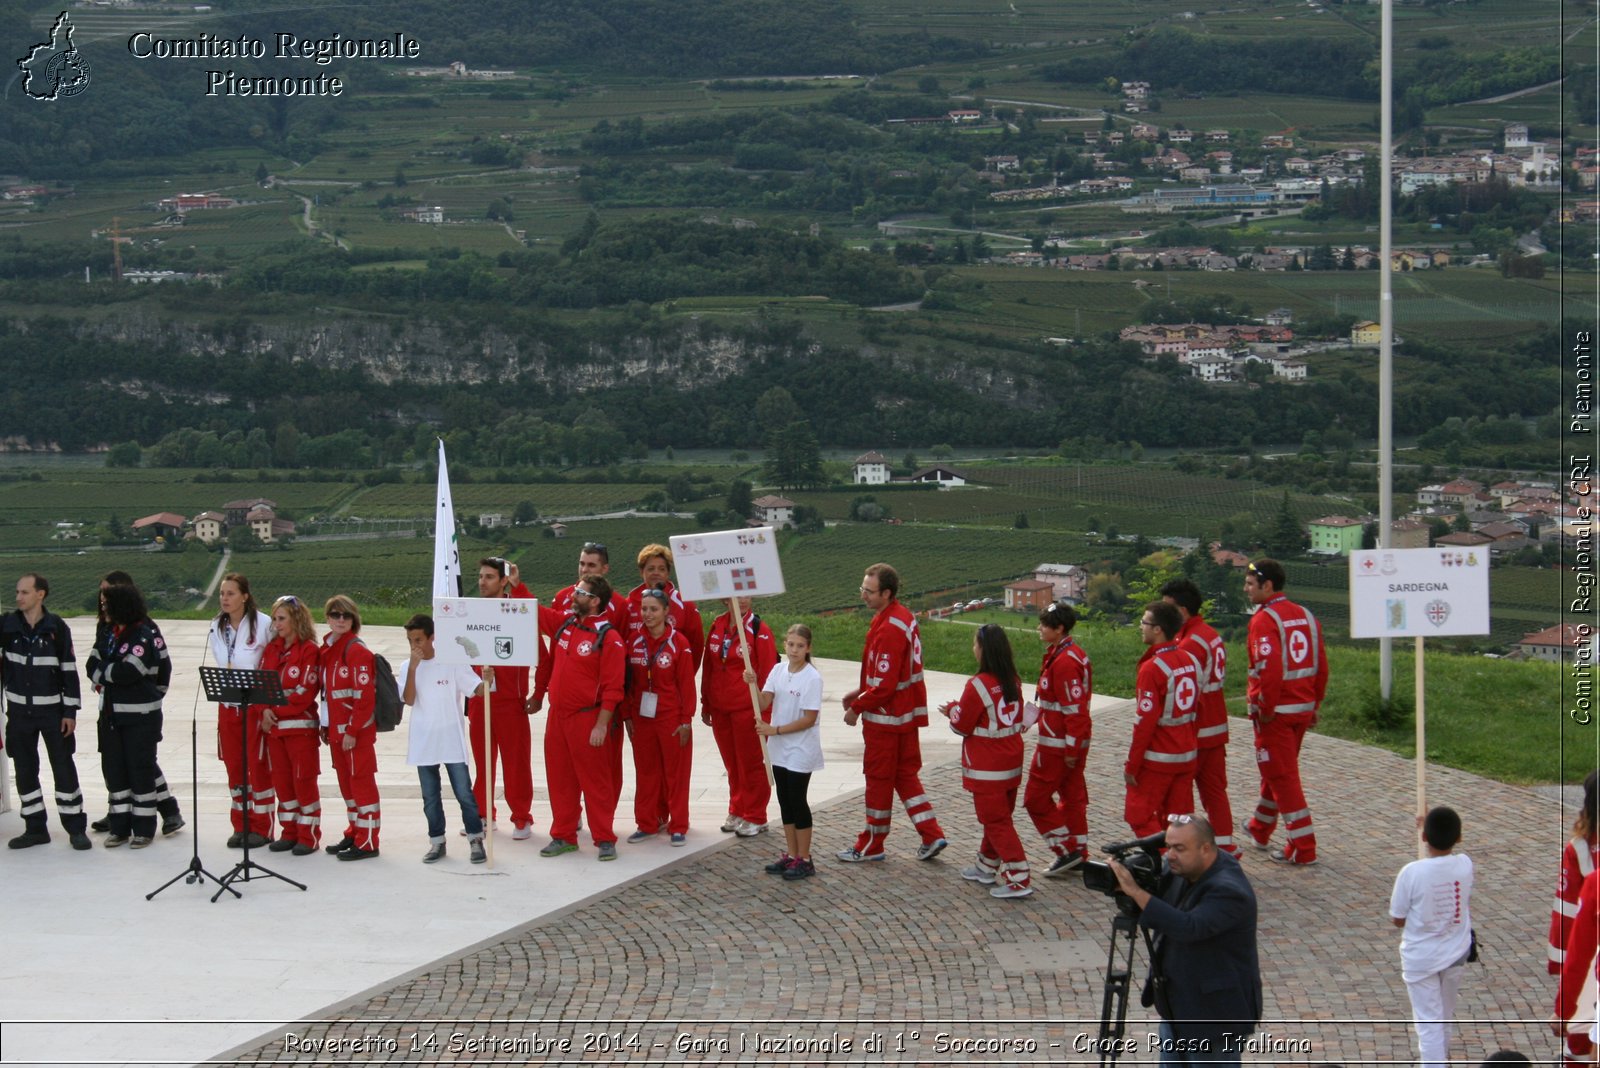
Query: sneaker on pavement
[[469, 838, 487, 864], [324, 836, 354, 855], [627, 828, 656, 844], [267, 837, 297, 853], [511, 822, 533, 841], [836, 847, 885, 863], [104, 834, 129, 848], [291, 843, 317, 856], [226, 832, 244, 849], [8, 831, 50, 849], [782, 858, 816, 881], [990, 882, 1034, 899], [129, 836, 154, 850], [915, 837, 949, 861], [960, 864, 997, 885], [736, 820, 767, 838], [720, 814, 741, 833], [1269, 847, 1317, 866], [337, 847, 379, 861], [90, 816, 111, 833], [764, 854, 795, 875], [670, 833, 687, 847], [598, 841, 617, 861], [1045, 853, 1086, 878], [162, 816, 186, 837], [539, 838, 578, 857], [241, 832, 270, 849], [69, 832, 92, 851], [423, 842, 447, 864], [1246, 826, 1272, 850]]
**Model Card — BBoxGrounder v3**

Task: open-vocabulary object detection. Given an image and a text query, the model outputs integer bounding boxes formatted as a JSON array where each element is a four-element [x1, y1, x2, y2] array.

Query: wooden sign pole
[[729, 598, 773, 783]]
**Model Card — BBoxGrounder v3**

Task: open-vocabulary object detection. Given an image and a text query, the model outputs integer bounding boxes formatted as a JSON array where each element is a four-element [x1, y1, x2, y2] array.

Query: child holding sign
[[749, 625, 824, 881]]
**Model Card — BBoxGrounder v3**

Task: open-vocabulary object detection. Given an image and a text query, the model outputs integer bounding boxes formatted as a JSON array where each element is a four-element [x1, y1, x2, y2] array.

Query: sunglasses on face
[[326, 610, 353, 620]]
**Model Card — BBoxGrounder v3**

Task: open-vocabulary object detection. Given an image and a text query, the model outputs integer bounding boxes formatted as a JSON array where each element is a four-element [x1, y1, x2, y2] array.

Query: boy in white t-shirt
[[1389, 805, 1474, 1068], [401, 614, 487, 865]]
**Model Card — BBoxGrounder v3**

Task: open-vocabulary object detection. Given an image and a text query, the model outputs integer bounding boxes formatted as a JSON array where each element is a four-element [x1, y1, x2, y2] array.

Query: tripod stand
[[1096, 894, 1157, 1067], [202, 667, 306, 901], [147, 672, 234, 901]]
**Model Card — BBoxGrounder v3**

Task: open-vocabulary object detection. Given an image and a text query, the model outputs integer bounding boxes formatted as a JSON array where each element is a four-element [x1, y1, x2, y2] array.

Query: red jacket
[[320, 632, 376, 741], [948, 672, 1026, 793], [625, 626, 696, 727], [854, 601, 928, 732], [1246, 594, 1327, 719], [701, 610, 778, 718], [1558, 870, 1600, 1022], [1177, 614, 1229, 749], [627, 582, 705, 669], [546, 616, 626, 719], [260, 636, 321, 733], [1552, 836, 1600, 974], [1127, 640, 1199, 779], [1035, 636, 1092, 759]]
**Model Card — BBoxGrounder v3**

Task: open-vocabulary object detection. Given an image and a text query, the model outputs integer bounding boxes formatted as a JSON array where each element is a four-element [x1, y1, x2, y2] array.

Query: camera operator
[[1109, 814, 1261, 1066]]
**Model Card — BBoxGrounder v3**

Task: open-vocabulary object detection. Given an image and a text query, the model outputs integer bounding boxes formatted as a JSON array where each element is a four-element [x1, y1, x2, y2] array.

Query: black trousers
[[772, 765, 813, 831], [102, 712, 164, 838], [97, 708, 179, 822], [6, 713, 85, 833]]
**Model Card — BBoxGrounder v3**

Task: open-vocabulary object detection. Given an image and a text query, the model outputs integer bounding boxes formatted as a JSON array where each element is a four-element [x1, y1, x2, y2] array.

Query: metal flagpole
[[1379, 0, 1396, 703]]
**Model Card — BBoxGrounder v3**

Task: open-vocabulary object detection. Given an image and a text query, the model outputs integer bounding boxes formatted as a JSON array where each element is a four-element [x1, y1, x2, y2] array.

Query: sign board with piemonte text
[[669, 527, 786, 600], [432, 596, 540, 667], [1348, 547, 1490, 639]]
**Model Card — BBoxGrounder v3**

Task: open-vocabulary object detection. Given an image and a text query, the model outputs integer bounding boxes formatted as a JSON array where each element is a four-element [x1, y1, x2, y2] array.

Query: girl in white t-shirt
[[746, 624, 823, 881], [1389, 805, 1474, 1068]]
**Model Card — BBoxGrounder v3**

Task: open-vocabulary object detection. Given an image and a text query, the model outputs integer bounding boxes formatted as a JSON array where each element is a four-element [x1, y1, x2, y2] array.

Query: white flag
[[432, 439, 461, 598]]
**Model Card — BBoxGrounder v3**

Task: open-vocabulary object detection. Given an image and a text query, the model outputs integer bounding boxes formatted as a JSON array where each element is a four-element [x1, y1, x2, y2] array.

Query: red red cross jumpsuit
[[1177, 612, 1237, 855], [467, 582, 534, 832], [1552, 835, 1600, 1063], [544, 617, 626, 846], [320, 633, 379, 851], [259, 636, 322, 848], [1023, 636, 1092, 862], [948, 672, 1030, 891], [702, 610, 777, 829], [1242, 594, 1327, 862], [1124, 639, 1199, 838], [542, 589, 627, 815], [849, 601, 945, 856], [625, 626, 697, 836], [627, 582, 705, 668], [1556, 871, 1600, 1062]]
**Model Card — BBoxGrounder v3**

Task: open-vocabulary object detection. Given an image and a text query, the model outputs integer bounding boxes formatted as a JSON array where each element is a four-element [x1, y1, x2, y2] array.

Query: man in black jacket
[[2, 573, 89, 850], [1110, 814, 1262, 1066]]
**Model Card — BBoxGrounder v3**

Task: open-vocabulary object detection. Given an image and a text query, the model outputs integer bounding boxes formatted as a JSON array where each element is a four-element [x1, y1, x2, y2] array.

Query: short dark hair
[[19, 572, 48, 597], [1037, 600, 1078, 633], [1247, 558, 1287, 591], [864, 562, 899, 598], [1423, 805, 1462, 851], [403, 613, 434, 637], [101, 570, 133, 586], [583, 575, 613, 607], [1159, 578, 1202, 616], [580, 541, 609, 564], [1479, 1051, 1532, 1064], [479, 556, 509, 577], [1144, 600, 1182, 640], [102, 583, 148, 627]]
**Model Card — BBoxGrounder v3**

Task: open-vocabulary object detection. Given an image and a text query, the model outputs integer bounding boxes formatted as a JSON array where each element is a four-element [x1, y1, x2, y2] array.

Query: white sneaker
[[720, 814, 741, 833], [960, 864, 997, 885], [511, 822, 532, 841], [990, 882, 1034, 899], [735, 820, 766, 838]]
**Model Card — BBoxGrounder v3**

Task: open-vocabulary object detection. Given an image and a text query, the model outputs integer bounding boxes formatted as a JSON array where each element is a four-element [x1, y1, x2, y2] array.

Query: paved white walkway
[[0, 618, 1132, 1067]]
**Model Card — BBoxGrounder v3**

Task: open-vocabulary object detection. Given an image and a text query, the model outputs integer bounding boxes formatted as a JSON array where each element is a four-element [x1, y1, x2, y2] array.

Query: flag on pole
[[433, 439, 461, 598]]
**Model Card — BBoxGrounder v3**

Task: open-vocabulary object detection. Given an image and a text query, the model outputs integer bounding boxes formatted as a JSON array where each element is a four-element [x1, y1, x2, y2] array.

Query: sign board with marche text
[[433, 596, 540, 666], [669, 526, 787, 600]]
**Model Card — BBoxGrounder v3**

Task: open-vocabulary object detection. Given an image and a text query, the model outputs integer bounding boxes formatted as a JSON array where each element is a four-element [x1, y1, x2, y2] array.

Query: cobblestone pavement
[[225, 715, 1569, 1066]]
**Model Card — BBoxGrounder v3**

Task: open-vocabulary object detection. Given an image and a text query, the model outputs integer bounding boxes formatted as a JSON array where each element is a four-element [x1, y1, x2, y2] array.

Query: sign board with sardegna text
[[1347, 547, 1490, 639], [669, 527, 787, 600], [432, 596, 540, 666]]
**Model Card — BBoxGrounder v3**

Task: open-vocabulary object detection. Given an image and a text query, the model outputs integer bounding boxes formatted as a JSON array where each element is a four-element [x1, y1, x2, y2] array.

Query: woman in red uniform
[[1553, 770, 1600, 1063], [942, 624, 1032, 900], [319, 594, 380, 860], [701, 597, 777, 836], [1023, 600, 1094, 877], [624, 589, 697, 846], [259, 595, 323, 856]]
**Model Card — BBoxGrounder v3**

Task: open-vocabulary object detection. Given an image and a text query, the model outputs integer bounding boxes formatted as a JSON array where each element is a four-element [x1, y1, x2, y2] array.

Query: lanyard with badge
[[637, 631, 669, 719]]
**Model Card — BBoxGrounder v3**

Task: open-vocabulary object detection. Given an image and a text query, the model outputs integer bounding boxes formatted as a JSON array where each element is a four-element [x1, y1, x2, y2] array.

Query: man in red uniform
[[838, 563, 948, 863], [702, 597, 777, 836], [1125, 600, 1199, 839], [1161, 578, 1239, 857], [540, 575, 626, 861], [468, 557, 536, 840], [549, 542, 627, 630], [1241, 558, 1327, 867]]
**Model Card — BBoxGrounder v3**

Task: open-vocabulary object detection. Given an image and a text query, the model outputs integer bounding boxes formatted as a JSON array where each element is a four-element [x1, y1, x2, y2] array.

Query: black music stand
[[146, 669, 236, 902], [200, 666, 306, 901]]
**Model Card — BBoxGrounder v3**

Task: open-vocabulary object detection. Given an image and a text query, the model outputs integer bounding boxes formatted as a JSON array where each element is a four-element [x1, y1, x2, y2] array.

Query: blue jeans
[[418, 763, 483, 842], [1158, 1021, 1241, 1067]]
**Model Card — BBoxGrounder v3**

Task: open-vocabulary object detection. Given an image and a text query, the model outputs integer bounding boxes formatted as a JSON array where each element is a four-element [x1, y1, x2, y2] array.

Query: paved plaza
[[0, 619, 1574, 1066]]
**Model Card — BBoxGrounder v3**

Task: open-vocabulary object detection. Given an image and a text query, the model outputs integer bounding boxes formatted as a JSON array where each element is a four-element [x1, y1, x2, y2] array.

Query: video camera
[[1080, 829, 1167, 906]]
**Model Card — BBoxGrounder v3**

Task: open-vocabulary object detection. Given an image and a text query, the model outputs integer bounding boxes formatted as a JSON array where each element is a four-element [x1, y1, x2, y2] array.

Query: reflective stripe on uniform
[[1143, 749, 1196, 764]]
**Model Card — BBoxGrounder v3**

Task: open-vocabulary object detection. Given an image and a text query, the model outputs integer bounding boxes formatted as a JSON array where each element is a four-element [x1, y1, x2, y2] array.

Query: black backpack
[[347, 638, 404, 732], [552, 618, 633, 699]]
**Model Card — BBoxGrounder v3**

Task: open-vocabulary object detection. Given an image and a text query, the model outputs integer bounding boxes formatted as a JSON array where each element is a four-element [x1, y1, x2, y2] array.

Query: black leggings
[[772, 765, 813, 831]]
